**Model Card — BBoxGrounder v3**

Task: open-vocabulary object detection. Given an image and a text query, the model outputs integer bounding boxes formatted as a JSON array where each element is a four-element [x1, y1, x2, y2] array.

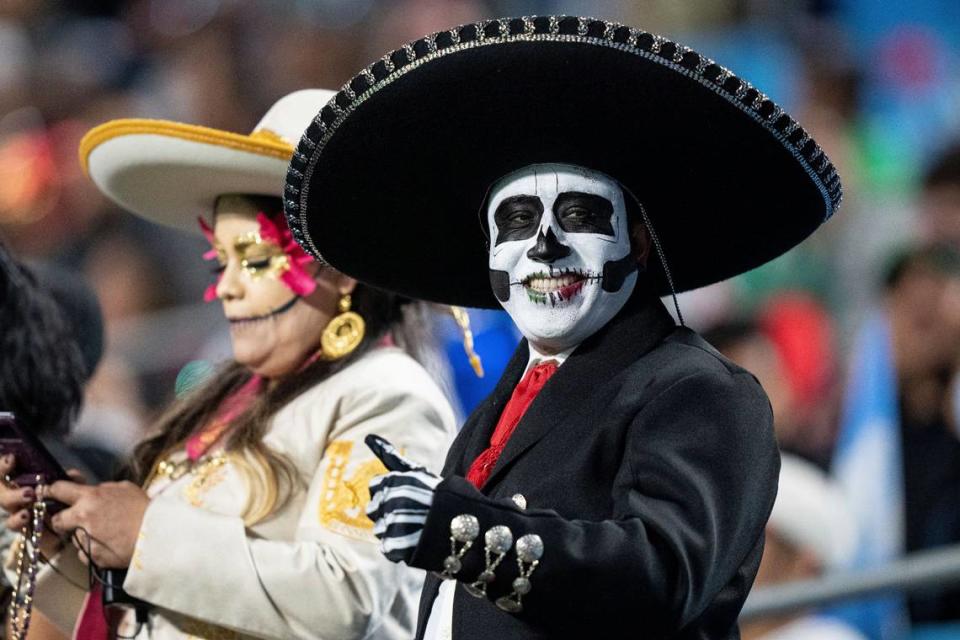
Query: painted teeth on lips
[[525, 274, 584, 293]]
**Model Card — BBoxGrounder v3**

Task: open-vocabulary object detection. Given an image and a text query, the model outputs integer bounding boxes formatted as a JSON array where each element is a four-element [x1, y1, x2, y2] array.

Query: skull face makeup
[[487, 164, 638, 353], [209, 196, 353, 378]]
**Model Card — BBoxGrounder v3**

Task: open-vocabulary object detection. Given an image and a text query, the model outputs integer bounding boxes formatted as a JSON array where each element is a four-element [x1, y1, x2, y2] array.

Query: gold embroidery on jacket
[[182, 453, 229, 507], [318, 440, 387, 539]]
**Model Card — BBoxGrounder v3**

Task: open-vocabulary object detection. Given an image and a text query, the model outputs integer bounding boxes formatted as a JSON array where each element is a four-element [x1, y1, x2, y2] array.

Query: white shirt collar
[[524, 342, 576, 374]]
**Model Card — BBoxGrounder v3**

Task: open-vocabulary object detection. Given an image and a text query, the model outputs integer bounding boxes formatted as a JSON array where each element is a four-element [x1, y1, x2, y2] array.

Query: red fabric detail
[[74, 584, 108, 640], [185, 374, 263, 461], [198, 216, 221, 302], [466, 361, 558, 488], [758, 292, 836, 412], [255, 212, 318, 297]]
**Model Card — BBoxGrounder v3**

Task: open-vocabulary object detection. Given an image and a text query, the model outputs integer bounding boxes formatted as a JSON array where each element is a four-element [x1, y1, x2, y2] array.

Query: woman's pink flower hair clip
[[198, 212, 317, 302]]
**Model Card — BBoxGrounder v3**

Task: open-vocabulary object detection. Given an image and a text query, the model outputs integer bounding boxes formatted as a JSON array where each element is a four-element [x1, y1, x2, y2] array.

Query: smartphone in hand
[[0, 412, 70, 513]]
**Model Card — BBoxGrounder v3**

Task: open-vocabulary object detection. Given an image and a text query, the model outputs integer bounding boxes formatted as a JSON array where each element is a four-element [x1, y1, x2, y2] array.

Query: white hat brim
[[81, 120, 293, 233]]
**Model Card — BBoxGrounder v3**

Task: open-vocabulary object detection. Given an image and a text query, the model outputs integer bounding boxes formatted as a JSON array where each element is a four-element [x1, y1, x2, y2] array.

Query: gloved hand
[[365, 434, 441, 564]]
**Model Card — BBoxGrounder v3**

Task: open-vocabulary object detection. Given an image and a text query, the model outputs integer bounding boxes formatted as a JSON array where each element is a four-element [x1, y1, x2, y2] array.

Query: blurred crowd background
[[2, 0, 960, 639]]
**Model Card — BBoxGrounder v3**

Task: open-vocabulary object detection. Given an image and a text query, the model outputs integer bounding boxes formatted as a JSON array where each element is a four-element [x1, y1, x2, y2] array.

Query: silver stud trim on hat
[[672, 44, 689, 63], [576, 17, 588, 37], [734, 79, 749, 101], [650, 34, 664, 54], [381, 54, 395, 74], [284, 14, 841, 263]]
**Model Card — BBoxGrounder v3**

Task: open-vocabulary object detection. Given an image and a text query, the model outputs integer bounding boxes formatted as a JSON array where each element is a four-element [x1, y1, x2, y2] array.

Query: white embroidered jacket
[[21, 347, 456, 640]]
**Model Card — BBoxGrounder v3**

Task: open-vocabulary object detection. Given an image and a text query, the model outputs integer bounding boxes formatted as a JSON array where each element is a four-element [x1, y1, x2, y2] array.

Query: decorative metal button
[[516, 533, 544, 562], [496, 534, 543, 613], [450, 514, 479, 542], [464, 525, 514, 598], [512, 576, 532, 595], [485, 525, 513, 554], [443, 556, 462, 574], [439, 514, 479, 580], [511, 493, 527, 509]]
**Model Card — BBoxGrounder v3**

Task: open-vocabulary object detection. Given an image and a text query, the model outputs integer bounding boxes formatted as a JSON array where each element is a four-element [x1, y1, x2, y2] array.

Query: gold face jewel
[[230, 231, 291, 280]]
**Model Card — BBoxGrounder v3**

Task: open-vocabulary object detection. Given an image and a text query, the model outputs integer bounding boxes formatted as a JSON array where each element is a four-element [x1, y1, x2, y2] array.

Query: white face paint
[[487, 163, 638, 353]]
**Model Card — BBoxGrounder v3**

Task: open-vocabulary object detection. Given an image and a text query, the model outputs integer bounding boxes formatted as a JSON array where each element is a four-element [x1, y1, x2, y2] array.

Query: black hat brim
[[286, 17, 840, 309]]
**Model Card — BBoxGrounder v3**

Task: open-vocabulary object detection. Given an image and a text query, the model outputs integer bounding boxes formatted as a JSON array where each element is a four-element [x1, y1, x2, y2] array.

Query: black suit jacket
[[410, 293, 779, 639]]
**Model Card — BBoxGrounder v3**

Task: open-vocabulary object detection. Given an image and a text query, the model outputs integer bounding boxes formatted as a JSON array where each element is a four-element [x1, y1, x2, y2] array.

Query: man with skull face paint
[[285, 16, 843, 640], [487, 164, 640, 354]]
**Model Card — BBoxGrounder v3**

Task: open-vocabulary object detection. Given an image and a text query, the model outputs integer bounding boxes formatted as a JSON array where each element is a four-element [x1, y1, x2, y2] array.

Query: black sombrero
[[284, 16, 841, 309]]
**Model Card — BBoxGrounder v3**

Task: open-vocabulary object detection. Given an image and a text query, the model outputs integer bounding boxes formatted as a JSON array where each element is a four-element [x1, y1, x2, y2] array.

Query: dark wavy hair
[[0, 240, 87, 436]]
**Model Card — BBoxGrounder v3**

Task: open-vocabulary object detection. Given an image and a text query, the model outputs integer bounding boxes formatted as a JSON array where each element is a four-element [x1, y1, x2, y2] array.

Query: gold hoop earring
[[320, 294, 365, 360]]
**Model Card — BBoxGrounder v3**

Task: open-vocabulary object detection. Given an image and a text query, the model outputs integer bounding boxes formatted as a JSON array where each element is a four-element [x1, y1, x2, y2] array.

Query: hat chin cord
[[619, 184, 685, 328]]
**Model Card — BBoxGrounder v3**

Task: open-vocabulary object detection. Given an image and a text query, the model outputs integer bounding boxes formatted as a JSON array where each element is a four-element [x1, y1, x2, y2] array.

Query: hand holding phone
[[0, 412, 70, 515]]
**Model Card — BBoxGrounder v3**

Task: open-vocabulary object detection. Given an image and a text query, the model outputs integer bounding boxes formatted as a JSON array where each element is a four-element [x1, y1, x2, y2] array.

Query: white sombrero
[[769, 454, 858, 570], [79, 89, 336, 232]]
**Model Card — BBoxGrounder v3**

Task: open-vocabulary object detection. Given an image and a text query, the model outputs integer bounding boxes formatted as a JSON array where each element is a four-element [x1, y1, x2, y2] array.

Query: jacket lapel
[[481, 291, 676, 491], [441, 343, 527, 477]]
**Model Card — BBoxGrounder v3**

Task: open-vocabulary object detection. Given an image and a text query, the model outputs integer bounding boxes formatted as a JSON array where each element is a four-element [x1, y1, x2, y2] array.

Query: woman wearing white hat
[[742, 454, 863, 640], [2, 90, 456, 640]]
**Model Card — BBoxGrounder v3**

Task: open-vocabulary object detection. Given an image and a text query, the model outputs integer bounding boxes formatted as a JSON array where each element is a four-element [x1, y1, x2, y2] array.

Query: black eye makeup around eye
[[493, 195, 544, 245], [554, 192, 615, 235], [243, 258, 273, 270]]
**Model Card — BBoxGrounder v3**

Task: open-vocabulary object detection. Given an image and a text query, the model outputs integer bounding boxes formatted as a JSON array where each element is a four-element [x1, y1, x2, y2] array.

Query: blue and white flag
[[830, 311, 909, 640]]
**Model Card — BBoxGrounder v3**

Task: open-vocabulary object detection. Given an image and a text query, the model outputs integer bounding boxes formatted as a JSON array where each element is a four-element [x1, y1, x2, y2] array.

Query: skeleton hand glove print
[[365, 435, 440, 564], [488, 164, 639, 353]]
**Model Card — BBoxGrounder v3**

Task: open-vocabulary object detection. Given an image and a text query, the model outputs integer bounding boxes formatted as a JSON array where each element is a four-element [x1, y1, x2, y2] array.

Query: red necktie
[[466, 360, 558, 488]]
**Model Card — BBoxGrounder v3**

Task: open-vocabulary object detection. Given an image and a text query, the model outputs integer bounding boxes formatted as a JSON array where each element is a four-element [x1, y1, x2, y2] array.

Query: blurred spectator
[[919, 144, 960, 252], [741, 454, 862, 640], [833, 244, 960, 639], [705, 317, 798, 441], [704, 292, 840, 467], [0, 239, 86, 438], [0, 238, 120, 480]]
